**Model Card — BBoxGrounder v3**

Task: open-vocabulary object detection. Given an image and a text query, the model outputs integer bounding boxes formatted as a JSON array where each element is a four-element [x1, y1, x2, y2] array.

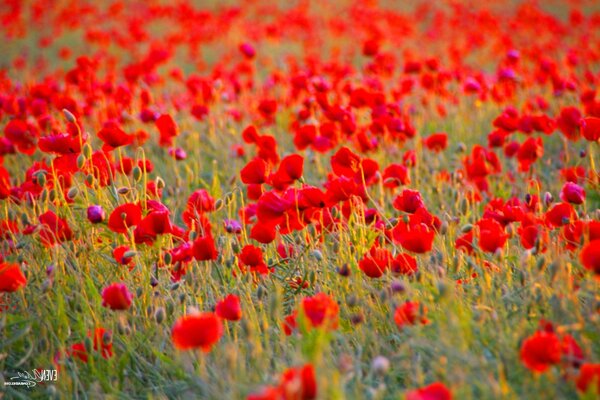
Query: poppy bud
[[350, 312, 364, 325], [155, 307, 166, 324], [82, 143, 92, 159], [102, 331, 112, 346], [337, 263, 350, 277], [132, 166, 142, 181], [62, 108, 76, 123], [310, 249, 323, 261], [77, 154, 86, 169], [543, 192, 553, 206], [390, 280, 406, 294], [117, 187, 130, 195], [215, 199, 224, 211], [87, 205, 105, 224], [371, 356, 390, 375]]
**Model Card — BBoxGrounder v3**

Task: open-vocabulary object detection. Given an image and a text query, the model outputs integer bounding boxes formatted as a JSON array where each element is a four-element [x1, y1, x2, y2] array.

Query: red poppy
[[101, 283, 133, 310], [359, 245, 392, 278], [394, 301, 428, 329], [556, 106, 582, 141], [423, 133, 448, 152], [520, 330, 562, 372], [280, 364, 317, 400], [92, 328, 113, 359], [331, 147, 361, 178], [576, 364, 600, 394], [382, 164, 410, 188], [269, 154, 304, 190], [580, 239, 600, 276], [171, 312, 223, 351], [38, 211, 73, 246], [38, 133, 82, 154], [545, 202, 576, 228], [97, 122, 134, 151], [0, 262, 27, 292], [580, 117, 600, 142], [192, 235, 218, 261], [393, 189, 425, 213], [156, 114, 179, 146], [391, 253, 418, 276], [392, 217, 435, 254], [83, 151, 115, 187], [4, 119, 38, 155], [108, 203, 143, 233], [301, 292, 339, 331], [406, 382, 452, 400], [560, 182, 585, 205], [241, 158, 269, 185], [113, 245, 134, 267], [0, 166, 10, 199], [238, 245, 269, 275], [216, 294, 242, 321], [516, 137, 543, 172], [476, 218, 508, 253]]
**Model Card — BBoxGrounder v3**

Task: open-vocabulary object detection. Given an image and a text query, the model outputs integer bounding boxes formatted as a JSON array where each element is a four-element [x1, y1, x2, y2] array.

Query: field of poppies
[[0, 0, 599, 398]]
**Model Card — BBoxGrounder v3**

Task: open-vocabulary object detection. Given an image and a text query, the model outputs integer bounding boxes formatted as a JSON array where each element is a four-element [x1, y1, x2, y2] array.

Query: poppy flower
[[192, 235, 218, 261], [382, 164, 410, 188], [108, 203, 143, 233], [239, 42, 256, 59], [92, 328, 113, 359], [156, 114, 178, 146], [238, 245, 269, 275], [576, 364, 600, 394], [545, 202, 576, 228], [393, 189, 425, 213], [580, 117, 600, 142], [516, 137, 543, 172], [560, 182, 585, 205], [300, 292, 339, 331], [394, 301, 428, 329], [280, 364, 317, 400], [520, 330, 562, 372], [38, 211, 73, 246], [171, 312, 223, 351], [0, 166, 10, 200], [87, 205, 106, 224], [359, 245, 392, 278], [476, 218, 508, 253], [331, 147, 361, 178], [97, 122, 134, 151], [556, 106, 582, 141], [0, 263, 27, 292], [216, 294, 242, 321], [580, 239, 600, 275], [113, 245, 134, 266], [101, 283, 133, 310], [38, 133, 82, 154], [391, 253, 418, 276], [4, 119, 38, 155], [69, 342, 89, 363], [423, 133, 448, 152], [182, 190, 216, 225], [392, 218, 435, 254], [405, 382, 452, 400], [241, 158, 269, 185]]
